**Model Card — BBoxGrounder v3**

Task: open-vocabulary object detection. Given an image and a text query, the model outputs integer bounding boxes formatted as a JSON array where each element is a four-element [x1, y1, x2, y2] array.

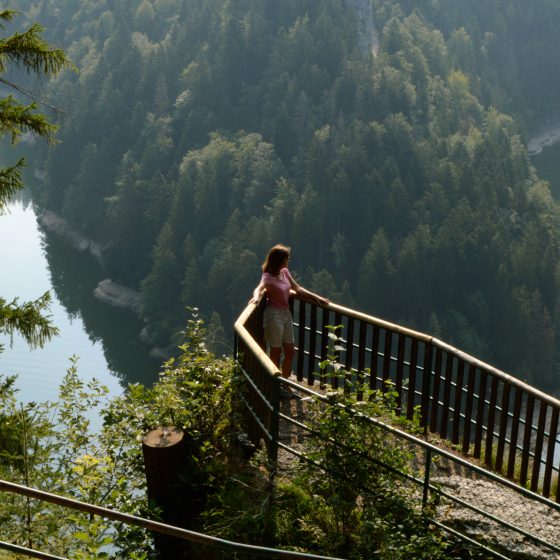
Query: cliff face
[[346, 0, 379, 55]]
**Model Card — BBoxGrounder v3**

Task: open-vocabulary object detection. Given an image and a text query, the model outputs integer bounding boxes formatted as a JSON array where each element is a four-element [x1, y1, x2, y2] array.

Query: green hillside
[[15, 0, 560, 389]]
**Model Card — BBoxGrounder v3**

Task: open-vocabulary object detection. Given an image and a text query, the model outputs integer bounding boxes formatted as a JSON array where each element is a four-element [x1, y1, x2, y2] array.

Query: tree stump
[[142, 426, 192, 559]]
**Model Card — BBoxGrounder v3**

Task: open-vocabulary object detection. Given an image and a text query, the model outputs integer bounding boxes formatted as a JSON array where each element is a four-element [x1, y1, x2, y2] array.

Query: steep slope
[[16, 0, 560, 389]]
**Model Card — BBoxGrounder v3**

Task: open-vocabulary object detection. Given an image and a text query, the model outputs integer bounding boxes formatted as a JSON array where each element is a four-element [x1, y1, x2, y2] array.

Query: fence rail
[[281, 296, 560, 500], [0, 478, 344, 560], [233, 295, 560, 558]]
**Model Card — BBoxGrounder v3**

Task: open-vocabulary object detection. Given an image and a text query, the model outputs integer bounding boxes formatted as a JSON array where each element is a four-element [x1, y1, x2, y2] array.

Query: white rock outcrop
[[527, 116, 560, 155], [93, 279, 143, 316]]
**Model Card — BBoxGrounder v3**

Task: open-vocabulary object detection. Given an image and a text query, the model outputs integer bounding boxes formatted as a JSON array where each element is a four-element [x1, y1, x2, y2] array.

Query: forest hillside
[[13, 0, 560, 390]]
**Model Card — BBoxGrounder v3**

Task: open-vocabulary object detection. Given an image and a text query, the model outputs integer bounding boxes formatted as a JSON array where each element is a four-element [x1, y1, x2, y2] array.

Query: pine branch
[[0, 23, 72, 75], [0, 95, 57, 142], [0, 294, 60, 350], [0, 11, 66, 354], [0, 10, 17, 28], [0, 157, 24, 210]]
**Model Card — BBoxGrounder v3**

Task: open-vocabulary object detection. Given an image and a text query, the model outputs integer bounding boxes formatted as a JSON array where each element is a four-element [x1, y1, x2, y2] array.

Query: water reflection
[[40, 224, 162, 386], [0, 195, 161, 403]]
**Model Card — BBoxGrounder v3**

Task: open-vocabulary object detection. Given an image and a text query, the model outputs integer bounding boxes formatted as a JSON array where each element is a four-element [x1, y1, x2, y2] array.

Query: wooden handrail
[[432, 338, 560, 410], [235, 294, 560, 502], [234, 304, 280, 378]]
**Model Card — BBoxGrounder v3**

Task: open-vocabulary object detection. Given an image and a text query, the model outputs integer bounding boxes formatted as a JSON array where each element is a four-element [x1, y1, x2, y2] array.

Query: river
[[531, 142, 560, 200], [0, 196, 161, 407]]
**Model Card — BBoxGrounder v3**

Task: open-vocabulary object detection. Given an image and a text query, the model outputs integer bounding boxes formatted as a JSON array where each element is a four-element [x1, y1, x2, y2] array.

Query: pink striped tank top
[[262, 269, 293, 309]]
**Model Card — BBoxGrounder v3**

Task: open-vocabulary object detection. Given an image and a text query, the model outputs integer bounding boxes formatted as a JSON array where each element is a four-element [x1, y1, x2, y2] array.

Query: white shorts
[[263, 307, 294, 347]]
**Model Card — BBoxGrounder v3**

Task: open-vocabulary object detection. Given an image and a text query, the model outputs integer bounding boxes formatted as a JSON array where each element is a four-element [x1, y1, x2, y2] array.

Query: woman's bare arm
[[288, 276, 330, 306], [250, 279, 266, 304]]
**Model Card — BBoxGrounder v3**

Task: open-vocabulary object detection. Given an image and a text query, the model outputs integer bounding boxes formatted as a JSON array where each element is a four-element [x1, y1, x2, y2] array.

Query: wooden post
[[142, 426, 197, 559]]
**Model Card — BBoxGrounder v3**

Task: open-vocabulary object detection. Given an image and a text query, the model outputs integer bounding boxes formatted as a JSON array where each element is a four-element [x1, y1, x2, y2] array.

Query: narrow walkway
[[276, 381, 560, 560]]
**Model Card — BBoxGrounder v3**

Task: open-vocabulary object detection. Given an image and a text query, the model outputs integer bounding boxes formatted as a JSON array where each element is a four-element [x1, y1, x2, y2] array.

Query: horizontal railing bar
[[299, 337, 560, 464], [432, 339, 560, 410], [303, 342, 560, 452], [349, 412, 560, 510], [307, 342, 555, 442], [276, 439, 425, 490], [234, 317, 280, 378], [294, 363, 560, 474], [278, 411, 308, 431], [277, 440, 511, 558], [306, 345, 547, 443], [427, 391, 559, 468], [237, 365, 276, 415], [237, 296, 560, 560], [285, 384, 560, 511], [431, 484, 560, 552], [430, 520, 512, 560], [294, 298, 560, 410], [276, 420, 557, 556], [0, 541, 67, 560], [316, 300, 433, 342], [277, 398, 560, 554], [241, 400, 274, 444], [284, 427, 560, 554], [0, 480, 344, 560]]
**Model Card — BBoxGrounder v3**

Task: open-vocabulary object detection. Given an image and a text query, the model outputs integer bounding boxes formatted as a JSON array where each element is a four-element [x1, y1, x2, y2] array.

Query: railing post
[[269, 375, 281, 466], [421, 342, 434, 434], [422, 448, 433, 509]]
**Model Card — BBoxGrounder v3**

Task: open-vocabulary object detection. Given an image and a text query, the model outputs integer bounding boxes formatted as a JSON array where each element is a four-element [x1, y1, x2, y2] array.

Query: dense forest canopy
[[11, 0, 560, 389]]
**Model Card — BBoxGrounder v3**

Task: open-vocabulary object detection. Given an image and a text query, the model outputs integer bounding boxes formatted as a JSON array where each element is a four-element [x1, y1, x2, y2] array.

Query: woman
[[250, 244, 329, 380]]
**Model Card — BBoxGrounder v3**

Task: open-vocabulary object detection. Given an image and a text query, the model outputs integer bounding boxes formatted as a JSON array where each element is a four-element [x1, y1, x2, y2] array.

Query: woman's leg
[[264, 307, 283, 368], [270, 346, 282, 367], [282, 343, 295, 378]]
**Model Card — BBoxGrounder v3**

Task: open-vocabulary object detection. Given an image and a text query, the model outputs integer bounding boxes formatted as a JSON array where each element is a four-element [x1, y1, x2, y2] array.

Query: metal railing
[[0, 478, 344, 560], [233, 295, 560, 558]]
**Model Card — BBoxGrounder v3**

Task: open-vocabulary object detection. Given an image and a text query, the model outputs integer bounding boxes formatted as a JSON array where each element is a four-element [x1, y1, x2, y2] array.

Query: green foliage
[[0, 9, 71, 209], [0, 10, 68, 74], [202, 327, 458, 559], [0, 315, 497, 557], [105, 309, 236, 456], [0, 311, 239, 558], [0, 293, 59, 352], [100, 309, 239, 552], [0, 359, 112, 556], [293, 433, 437, 558], [272, 327, 446, 558]]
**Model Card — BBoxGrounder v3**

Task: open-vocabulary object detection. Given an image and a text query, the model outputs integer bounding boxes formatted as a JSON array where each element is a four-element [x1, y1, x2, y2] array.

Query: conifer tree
[[0, 9, 70, 350]]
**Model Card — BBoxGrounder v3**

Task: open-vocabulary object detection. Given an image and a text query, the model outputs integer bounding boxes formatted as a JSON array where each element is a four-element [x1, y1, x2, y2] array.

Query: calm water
[[531, 142, 560, 199], [0, 197, 160, 406]]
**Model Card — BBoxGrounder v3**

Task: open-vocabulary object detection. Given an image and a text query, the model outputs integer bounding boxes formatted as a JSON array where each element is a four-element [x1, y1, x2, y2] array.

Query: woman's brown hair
[[262, 244, 290, 274]]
